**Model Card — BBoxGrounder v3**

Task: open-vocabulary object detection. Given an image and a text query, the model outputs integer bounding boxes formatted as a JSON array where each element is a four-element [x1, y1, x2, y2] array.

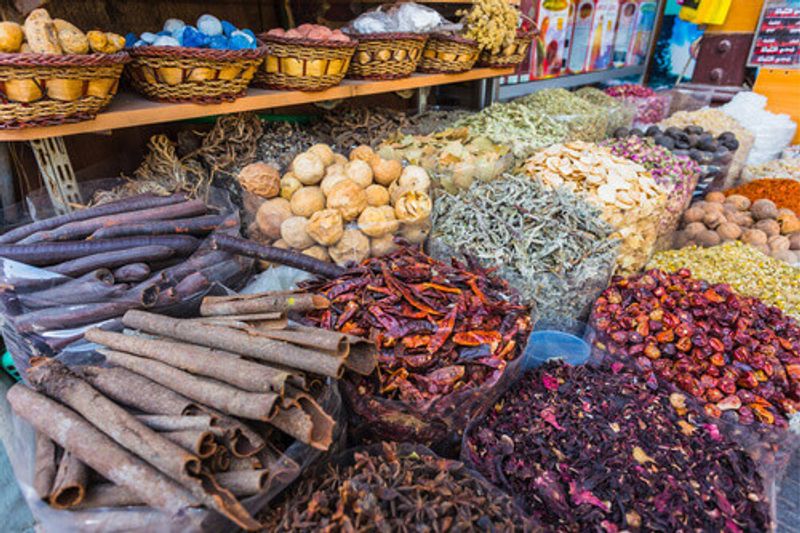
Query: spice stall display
[[261, 442, 532, 530], [523, 141, 667, 274], [649, 241, 800, 321], [0, 191, 249, 374], [7, 301, 359, 530], [742, 158, 800, 183], [248, 143, 432, 265], [517, 88, 609, 142], [0, 8, 128, 129], [672, 191, 800, 264], [605, 84, 672, 126], [601, 135, 701, 248], [463, 361, 772, 531], [299, 245, 532, 448], [430, 174, 618, 332], [574, 86, 635, 136], [725, 178, 800, 218], [376, 127, 512, 192]]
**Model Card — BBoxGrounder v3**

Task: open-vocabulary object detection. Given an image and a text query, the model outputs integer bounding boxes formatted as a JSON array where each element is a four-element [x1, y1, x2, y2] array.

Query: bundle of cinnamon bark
[[0, 192, 250, 365], [8, 304, 375, 529]]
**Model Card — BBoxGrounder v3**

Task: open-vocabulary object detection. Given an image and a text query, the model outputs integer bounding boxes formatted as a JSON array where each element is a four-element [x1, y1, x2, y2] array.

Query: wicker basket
[[254, 34, 357, 91], [126, 45, 266, 104], [417, 33, 479, 74], [477, 30, 534, 68], [345, 32, 427, 80], [0, 52, 129, 129]]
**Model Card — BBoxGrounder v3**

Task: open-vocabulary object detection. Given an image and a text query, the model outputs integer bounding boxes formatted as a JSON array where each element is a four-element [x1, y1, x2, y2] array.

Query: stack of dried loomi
[[8, 300, 375, 529]]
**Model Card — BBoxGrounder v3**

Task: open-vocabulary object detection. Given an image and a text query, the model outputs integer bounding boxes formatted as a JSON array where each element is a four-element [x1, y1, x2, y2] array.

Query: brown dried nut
[[256, 197, 292, 240], [326, 179, 368, 221], [705, 191, 726, 203], [751, 199, 779, 221], [358, 206, 399, 238], [321, 173, 348, 196], [237, 162, 280, 198], [349, 145, 374, 162], [729, 212, 754, 228], [768, 235, 791, 253], [397, 165, 431, 192], [772, 250, 798, 264], [291, 152, 325, 185], [394, 190, 432, 224], [778, 212, 800, 235], [302, 245, 331, 263], [741, 229, 768, 246], [753, 243, 771, 256], [306, 209, 344, 246], [290, 186, 325, 217], [370, 234, 398, 257], [365, 184, 390, 207], [345, 159, 374, 188], [683, 222, 707, 239], [716, 222, 742, 242], [724, 194, 751, 211], [682, 206, 705, 224], [703, 201, 725, 213], [754, 219, 781, 237], [370, 156, 403, 186], [703, 211, 726, 229], [280, 173, 303, 200], [280, 216, 315, 249], [399, 219, 431, 244], [328, 228, 370, 266], [790, 232, 800, 250], [307, 144, 335, 167], [673, 231, 692, 249], [696, 230, 721, 247]]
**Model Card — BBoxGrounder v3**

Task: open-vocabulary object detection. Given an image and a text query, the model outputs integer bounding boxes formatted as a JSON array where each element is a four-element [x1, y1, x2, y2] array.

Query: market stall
[[0, 0, 797, 531]]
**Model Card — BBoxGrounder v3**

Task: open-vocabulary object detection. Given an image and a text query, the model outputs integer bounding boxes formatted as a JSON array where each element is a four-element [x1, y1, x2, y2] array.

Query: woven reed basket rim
[[428, 33, 477, 46], [258, 33, 359, 49], [128, 44, 267, 61], [344, 31, 427, 42], [0, 51, 129, 67]]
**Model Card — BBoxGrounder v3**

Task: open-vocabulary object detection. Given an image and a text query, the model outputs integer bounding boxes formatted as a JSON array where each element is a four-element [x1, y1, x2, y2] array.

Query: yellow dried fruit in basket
[[5, 79, 42, 103], [87, 31, 124, 53], [0, 22, 23, 53], [53, 19, 88, 54], [46, 79, 84, 101], [23, 9, 62, 54]]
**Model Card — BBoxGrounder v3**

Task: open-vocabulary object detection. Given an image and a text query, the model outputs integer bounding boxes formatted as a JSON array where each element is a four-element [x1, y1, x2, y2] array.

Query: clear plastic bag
[[347, 2, 448, 34], [623, 91, 672, 127], [551, 111, 609, 143], [4, 377, 343, 532]]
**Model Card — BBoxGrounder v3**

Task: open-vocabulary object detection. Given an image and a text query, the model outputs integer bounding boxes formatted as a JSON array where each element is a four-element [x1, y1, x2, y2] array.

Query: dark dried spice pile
[[260, 442, 531, 532], [301, 246, 531, 409], [464, 361, 771, 532], [591, 269, 800, 427]]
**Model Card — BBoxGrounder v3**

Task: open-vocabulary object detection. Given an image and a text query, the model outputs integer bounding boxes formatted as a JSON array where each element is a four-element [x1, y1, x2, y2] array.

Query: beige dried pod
[[371, 156, 403, 186], [345, 159, 374, 188], [306, 209, 344, 246], [365, 184, 390, 207], [358, 206, 399, 238], [291, 152, 325, 185], [326, 179, 368, 221], [280, 216, 315, 249], [237, 162, 280, 198], [307, 144, 336, 167], [349, 145, 374, 162], [397, 165, 431, 192], [290, 186, 325, 217], [302, 245, 331, 263], [394, 190, 432, 224], [333, 153, 348, 166], [328, 229, 370, 266], [280, 173, 303, 200], [325, 163, 345, 178], [256, 197, 292, 240], [769, 235, 791, 253], [321, 173, 348, 196], [370, 234, 398, 257], [399, 219, 431, 244]]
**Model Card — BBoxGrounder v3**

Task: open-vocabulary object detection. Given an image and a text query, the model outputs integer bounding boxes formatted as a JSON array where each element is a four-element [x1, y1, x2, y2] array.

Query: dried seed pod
[[345, 160, 374, 188], [328, 228, 369, 266], [256, 197, 293, 241], [326, 179, 368, 222], [358, 206, 399, 238], [320, 172, 348, 197], [306, 209, 344, 246], [394, 191, 432, 224], [307, 144, 335, 167], [290, 186, 325, 217], [371, 156, 403, 187], [292, 152, 325, 185], [280, 173, 303, 200], [237, 162, 280, 198], [349, 145, 374, 162], [280, 216, 314, 249], [365, 184, 390, 207]]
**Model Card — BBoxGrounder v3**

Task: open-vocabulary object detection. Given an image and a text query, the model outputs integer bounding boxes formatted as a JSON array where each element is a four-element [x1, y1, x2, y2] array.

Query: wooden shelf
[[0, 68, 511, 142], [361, 0, 520, 4]]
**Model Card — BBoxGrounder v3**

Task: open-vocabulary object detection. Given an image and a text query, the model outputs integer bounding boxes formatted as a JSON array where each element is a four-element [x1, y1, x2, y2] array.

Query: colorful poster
[[748, 3, 800, 68], [628, 0, 658, 65], [567, 0, 597, 72], [613, 0, 639, 66], [591, 0, 622, 69], [534, 0, 572, 77]]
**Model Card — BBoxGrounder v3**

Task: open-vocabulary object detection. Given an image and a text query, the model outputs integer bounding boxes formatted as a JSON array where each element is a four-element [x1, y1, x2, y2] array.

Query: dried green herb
[[517, 88, 609, 142], [574, 86, 636, 135], [430, 174, 619, 331]]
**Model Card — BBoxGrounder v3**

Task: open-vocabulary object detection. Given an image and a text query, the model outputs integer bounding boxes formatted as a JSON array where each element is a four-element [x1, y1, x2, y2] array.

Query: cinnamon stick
[[74, 484, 145, 509], [49, 451, 88, 509], [200, 292, 329, 316], [86, 329, 294, 394], [215, 469, 269, 497], [136, 414, 215, 433], [99, 349, 279, 421], [252, 326, 348, 356], [161, 430, 217, 459], [33, 433, 57, 500], [122, 310, 343, 378], [270, 388, 334, 450], [229, 457, 262, 471], [7, 384, 198, 514], [210, 445, 231, 472]]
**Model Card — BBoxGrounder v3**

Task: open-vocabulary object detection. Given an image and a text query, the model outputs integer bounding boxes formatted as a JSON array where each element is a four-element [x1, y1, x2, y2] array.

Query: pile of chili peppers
[[260, 442, 531, 531], [465, 361, 771, 532], [301, 246, 531, 443], [590, 268, 800, 428]]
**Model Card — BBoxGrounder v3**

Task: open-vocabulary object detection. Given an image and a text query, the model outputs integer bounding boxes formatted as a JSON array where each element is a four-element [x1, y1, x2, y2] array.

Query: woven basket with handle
[[0, 52, 129, 129], [255, 34, 357, 91], [126, 45, 266, 104], [418, 33, 479, 74], [477, 29, 534, 69], [345, 32, 427, 80]]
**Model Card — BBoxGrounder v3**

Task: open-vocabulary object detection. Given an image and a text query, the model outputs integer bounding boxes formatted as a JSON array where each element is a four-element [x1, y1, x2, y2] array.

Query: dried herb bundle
[[465, 361, 771, 532], [430, 174, 618, 332], [260, 442, 531, 531]]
